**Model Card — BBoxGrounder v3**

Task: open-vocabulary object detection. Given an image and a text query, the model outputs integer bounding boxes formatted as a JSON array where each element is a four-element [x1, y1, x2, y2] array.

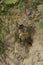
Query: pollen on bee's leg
[[19, 33, 22, 38]]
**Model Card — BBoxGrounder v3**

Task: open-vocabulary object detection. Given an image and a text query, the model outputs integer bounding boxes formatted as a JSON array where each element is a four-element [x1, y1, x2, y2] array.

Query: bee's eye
[[19, 24, 24, 29]]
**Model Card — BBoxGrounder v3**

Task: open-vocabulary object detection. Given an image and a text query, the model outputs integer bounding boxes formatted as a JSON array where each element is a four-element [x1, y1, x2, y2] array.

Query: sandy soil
[[0, 9, 43, 65]]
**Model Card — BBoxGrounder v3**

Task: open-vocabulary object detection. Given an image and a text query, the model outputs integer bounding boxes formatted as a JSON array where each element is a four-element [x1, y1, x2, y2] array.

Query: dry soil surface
[[0, 10, 43, 65]]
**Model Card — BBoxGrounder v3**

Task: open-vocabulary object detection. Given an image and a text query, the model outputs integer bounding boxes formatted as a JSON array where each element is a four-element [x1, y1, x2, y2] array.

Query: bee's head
[[19, 24, 24, 29]]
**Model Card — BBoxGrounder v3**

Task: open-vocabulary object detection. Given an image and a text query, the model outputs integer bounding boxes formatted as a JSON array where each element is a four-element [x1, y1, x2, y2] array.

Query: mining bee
[[15, 24, 35, 46]]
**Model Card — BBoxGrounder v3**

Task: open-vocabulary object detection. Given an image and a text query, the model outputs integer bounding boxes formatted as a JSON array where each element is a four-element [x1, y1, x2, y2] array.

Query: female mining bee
[[15, 24, 35, 46]]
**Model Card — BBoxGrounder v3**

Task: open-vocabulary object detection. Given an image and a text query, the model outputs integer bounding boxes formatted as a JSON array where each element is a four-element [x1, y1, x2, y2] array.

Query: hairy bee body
[[15, 24, 34, 46]]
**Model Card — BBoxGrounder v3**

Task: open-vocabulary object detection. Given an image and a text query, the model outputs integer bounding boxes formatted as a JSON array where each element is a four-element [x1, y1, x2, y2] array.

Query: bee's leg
[[28, 37, 33, 46], [19, 38, 22, 42]]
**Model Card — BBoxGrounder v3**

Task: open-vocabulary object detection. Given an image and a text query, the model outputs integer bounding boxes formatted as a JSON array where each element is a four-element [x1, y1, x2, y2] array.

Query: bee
[[15, 24, 34, 46]]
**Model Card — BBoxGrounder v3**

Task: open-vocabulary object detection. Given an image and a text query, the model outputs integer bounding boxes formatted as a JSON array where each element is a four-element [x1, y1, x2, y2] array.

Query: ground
[[0, 6, 43, 65]]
